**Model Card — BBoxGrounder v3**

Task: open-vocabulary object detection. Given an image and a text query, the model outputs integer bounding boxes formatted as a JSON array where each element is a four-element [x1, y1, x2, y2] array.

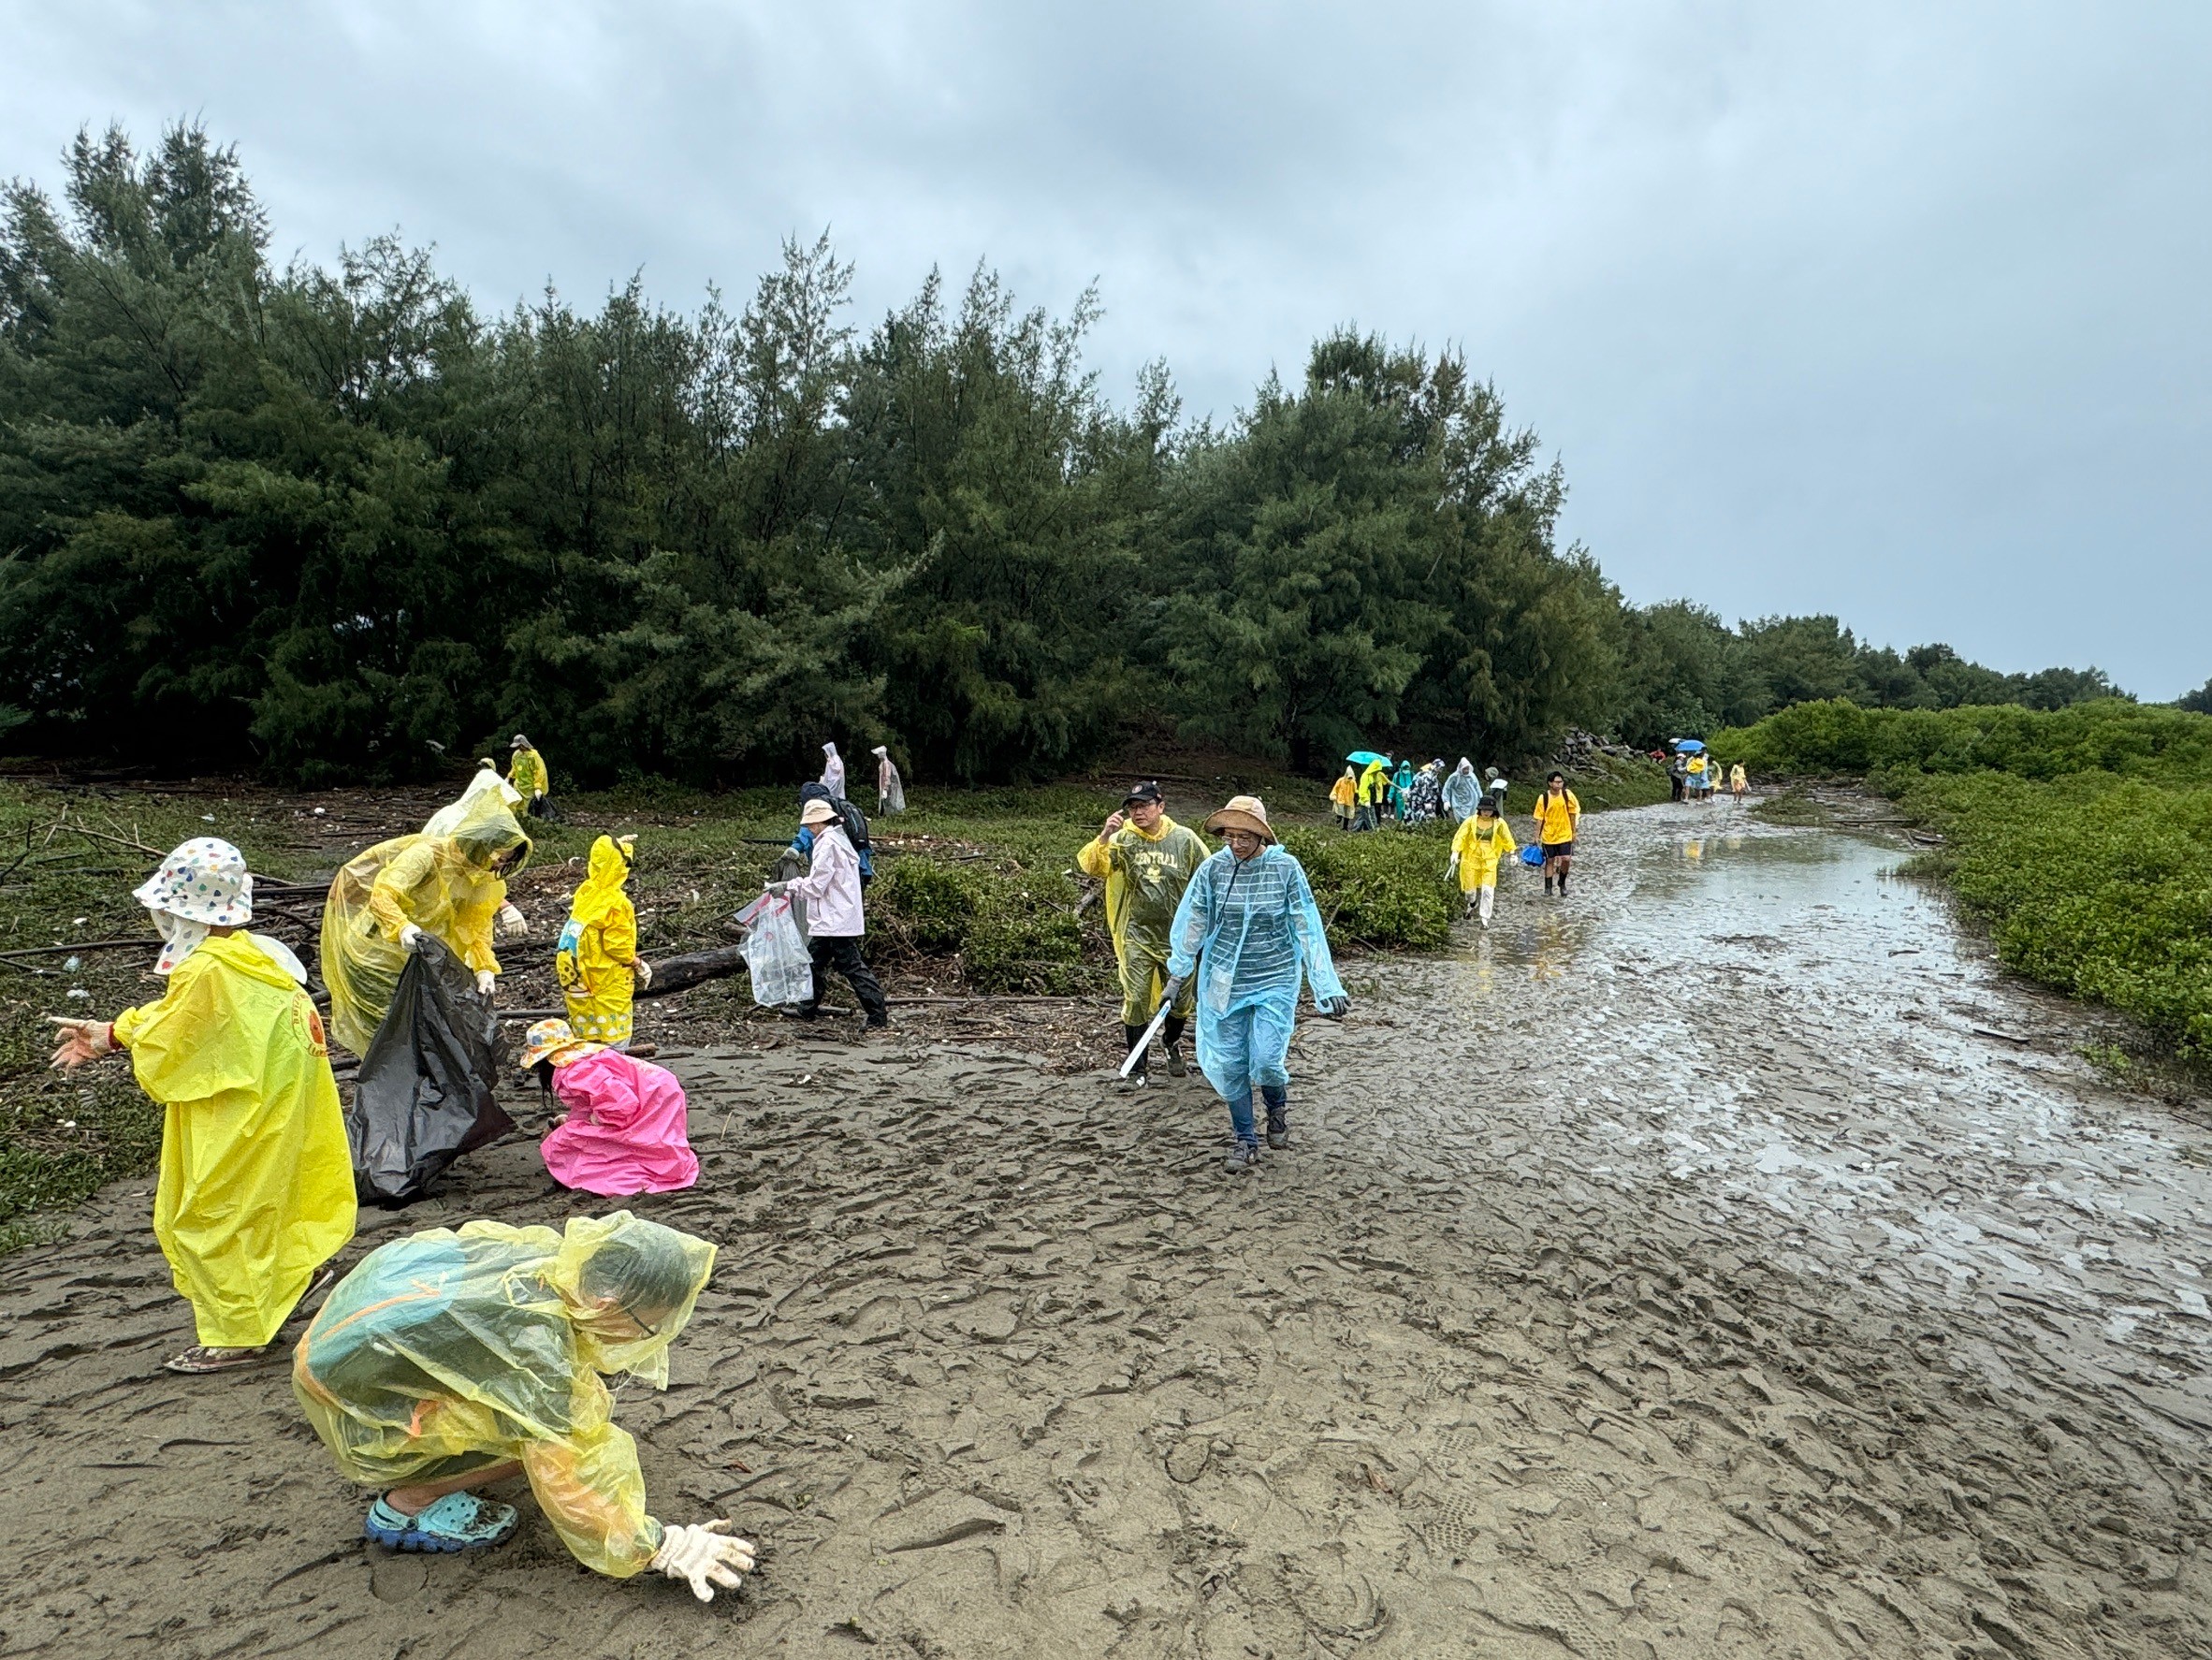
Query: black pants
[[808, 935, 888, 1026]]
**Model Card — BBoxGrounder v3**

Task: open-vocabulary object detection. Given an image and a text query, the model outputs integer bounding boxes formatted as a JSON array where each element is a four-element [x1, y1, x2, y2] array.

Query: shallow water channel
[[1382, 804, 2212, 1443]]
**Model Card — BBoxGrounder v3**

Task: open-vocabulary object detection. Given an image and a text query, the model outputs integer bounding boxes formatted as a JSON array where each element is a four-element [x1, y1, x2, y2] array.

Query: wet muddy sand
[[5, 801, 2211, 1657]]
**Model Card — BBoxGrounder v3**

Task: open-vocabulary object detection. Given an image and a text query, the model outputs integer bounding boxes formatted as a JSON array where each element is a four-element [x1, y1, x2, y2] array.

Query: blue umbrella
[[1672, 738, 1706, 753], [1346, 750, 1389, 766]]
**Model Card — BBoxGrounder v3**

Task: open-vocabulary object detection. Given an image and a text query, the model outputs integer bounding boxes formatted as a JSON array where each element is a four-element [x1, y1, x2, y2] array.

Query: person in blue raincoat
[[1161, 795, 1349, 1172], [1442, 758, 1483, 823], [1390, 761, 1415, 826]]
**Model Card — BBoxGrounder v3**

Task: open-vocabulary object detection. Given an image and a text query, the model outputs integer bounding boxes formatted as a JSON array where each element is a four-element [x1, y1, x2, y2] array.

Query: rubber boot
[[1162, 1015, 1189, 1077], [1262, 1084, 1290, 1149]]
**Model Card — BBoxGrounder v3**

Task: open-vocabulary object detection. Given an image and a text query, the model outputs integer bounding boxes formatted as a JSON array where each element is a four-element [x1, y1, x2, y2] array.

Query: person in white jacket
[[768, 798, 888, 1028]]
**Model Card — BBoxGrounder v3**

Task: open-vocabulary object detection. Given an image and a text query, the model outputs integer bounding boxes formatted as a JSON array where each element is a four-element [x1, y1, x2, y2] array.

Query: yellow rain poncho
[[293, 1213, 715, 1579], [509, 745, 548, 801], [114, 933, 356, 1348], [1077, 813, 1208, 1026], [1449, 814, 1518, 889], [320, 793, 531, 1056], [558, 836, 640, 1045]]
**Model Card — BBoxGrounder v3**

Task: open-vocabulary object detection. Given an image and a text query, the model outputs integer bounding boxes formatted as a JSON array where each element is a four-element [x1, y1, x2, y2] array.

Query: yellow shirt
[[1533, 788, 1580, 845]]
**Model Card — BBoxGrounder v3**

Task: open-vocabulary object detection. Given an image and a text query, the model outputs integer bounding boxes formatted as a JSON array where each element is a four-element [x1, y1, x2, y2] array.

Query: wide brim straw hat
[[800, 797, 839, 825], [519, 1018, 594, 1070], [1203, 794, 1276, 844]]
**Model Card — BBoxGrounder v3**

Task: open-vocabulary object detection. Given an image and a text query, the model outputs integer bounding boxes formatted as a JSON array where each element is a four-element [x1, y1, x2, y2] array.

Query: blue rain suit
[[1164, 846, 1346, 1147]]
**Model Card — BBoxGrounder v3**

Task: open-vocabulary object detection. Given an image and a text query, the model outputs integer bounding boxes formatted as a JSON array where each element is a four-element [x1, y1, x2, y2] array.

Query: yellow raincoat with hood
[[115, 933, 356, 1347], [558, 836, 640, 1045], [319, 794, 532, 1055], [294, 1213, 715, 1578]]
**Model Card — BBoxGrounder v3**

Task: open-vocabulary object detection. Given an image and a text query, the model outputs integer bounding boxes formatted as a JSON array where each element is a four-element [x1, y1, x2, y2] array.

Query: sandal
[[163, 1344, 274, 1375], [366, 1492, 519, 1552]]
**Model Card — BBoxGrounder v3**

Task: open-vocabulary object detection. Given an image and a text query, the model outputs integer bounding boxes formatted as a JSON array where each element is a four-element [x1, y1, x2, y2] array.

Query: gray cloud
[[6, 0, 2205, 693]]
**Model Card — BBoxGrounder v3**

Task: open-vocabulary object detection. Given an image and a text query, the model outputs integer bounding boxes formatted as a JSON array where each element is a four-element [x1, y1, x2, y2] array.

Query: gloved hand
[[475, 969, 497, 997], [1317, 994, 1352, 1020], [1446, 856, 1460, 878], [764, 881, 790, 898], [399, 924, 426, 953], [633, 959, 653, 989], [496, 903, 529, 943], [648, 1519, 756, 1602], [1158, 975, 1186, 1011], [47, 1016, 114, 1070]]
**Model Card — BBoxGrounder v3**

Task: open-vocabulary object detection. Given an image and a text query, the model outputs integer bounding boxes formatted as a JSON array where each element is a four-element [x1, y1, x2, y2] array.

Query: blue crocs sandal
[[365, 1492, 519, 1552]]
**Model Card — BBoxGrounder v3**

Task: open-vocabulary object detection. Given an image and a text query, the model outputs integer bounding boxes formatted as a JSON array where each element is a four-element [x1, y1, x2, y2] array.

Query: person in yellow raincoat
[[48, 838, 354, 1375], [558, 835, 651, 1047], [1076, 780, 1208, 1084], [508, 734, 551, 816], [1329, 767, 1358, 831], [1357, 758, 1390, 832], [1447, 796, 1518, 926], [320, 789, 532, 1055], [293, 1212, 755, 1599]]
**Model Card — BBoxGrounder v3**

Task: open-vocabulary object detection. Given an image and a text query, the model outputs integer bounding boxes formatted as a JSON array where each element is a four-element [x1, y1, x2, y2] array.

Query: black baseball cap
[[1123, 780, 1165, 806]]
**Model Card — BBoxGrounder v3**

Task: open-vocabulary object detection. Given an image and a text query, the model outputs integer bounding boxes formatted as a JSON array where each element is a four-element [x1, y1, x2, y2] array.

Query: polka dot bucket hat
[[131, 837, 253, 926]]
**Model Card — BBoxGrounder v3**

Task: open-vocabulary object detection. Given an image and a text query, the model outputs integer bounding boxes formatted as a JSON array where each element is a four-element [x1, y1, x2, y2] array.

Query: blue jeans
[[1198, 1002, 1293, 1147]]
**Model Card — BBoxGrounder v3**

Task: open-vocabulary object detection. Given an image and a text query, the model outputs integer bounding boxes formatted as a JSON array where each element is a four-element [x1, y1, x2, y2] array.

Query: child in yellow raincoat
[[293, 1212, 755, 1599], [1447, 797, 1518, 926], [49, 838, 355, 1374], [558, 835, 651, 1047], [320, 791, 531, 1055], [1330, 767, 1358, 830]]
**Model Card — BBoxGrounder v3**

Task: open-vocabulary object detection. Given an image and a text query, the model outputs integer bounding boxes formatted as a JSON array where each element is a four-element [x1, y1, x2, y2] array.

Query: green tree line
[[0, 124, 2140, 787]]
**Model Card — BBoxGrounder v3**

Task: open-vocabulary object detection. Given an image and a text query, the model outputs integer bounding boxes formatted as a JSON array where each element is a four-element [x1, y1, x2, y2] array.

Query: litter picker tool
[[1118, 998, 1176, 1079]]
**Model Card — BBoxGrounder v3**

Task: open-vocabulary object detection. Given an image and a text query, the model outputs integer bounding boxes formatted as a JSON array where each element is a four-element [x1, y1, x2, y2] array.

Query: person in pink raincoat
[[521, 1019, 698, 1197]]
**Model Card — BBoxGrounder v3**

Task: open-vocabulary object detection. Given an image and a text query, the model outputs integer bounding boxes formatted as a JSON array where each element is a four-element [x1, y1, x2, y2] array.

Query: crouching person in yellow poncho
[[559, 835, 651, 1048], [293, 1212, 756, 1599], [48, 838, 355, 1375], [320, 789, 532, 1056]]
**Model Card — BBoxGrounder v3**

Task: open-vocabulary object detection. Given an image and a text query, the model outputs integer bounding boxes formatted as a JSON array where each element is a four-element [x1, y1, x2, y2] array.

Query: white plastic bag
[[740, 894, 813, 1008]]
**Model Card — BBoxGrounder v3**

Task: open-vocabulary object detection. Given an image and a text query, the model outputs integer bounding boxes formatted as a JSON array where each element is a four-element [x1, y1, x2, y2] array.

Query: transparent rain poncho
[[319, 792, 532, 1055], [1164, 845, 1345, 1095], [1443, 760, 1483, 823], [293, 1213, 715, 1579]]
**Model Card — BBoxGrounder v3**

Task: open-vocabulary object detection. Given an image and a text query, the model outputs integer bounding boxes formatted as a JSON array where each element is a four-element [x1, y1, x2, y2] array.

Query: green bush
[[873, 858, 986, 953], [1285, 828, 1456, 950]]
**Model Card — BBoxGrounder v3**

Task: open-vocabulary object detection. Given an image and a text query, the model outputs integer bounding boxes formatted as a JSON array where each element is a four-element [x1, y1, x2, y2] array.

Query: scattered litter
[[200, 814, 215, 823], [63, 956, 79, 971], [66, 987, 89, 999]]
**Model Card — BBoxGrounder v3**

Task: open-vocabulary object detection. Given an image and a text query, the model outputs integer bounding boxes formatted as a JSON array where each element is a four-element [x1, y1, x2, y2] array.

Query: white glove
[[496, 903, 529, 942], [1446, 856, 1459, 877], [399, 924, 425, 953], [633, 959, 652, 989], [649, 1520, 756, 1602], [475, 969, 497, 997]]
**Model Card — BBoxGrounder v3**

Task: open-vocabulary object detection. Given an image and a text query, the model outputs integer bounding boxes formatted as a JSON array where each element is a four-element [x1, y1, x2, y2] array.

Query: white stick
[[1117, 1001, 1175, 1078]]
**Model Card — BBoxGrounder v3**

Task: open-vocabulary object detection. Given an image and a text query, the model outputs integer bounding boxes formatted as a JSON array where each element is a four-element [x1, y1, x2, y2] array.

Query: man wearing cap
[[769, 796, 888, 1029], [508, 735, 551, 819], [1077, 782, 1208, 1084], [1161, 795, 1349, 1171]]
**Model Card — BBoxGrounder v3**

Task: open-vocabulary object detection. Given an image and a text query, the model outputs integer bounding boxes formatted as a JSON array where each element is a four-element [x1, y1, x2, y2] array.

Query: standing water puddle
[[1379, 807, 2212, 1439]]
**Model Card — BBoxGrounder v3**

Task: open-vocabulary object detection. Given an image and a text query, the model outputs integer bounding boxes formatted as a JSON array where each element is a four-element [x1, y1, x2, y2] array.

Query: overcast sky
[[6, 1, 2207, 695]]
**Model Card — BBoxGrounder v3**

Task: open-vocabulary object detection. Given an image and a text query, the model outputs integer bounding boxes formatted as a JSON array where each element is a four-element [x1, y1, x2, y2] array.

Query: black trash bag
[[347, 934, 515, 1203]]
